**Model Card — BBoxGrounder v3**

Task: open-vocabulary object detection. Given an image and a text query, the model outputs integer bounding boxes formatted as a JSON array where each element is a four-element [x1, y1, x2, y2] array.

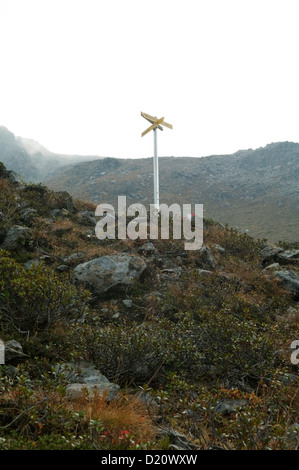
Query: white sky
[[1, 0, 299, 159]]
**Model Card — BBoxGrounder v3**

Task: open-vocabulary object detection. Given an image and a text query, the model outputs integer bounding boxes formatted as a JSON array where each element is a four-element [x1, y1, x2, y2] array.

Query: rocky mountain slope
[[1, 125, 298, 243], [45, 142, 299, 243], [0, 161, 298, 450]]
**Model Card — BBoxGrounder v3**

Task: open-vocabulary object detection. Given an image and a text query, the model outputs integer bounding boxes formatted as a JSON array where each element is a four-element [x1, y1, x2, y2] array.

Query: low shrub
[[0, 250, 90, 334], [151, 372, 299, 450], [0, 368, 155, 450]]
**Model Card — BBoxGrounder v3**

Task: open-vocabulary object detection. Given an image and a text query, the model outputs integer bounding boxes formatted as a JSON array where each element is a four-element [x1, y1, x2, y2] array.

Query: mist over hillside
[[0, 126, 102, 183]]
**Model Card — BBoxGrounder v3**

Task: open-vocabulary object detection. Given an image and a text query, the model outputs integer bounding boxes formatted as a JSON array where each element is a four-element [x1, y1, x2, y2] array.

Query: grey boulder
[[260, 246, 284, 263], [275, 270, 299, 296], [277, 250, 299, 263], [4, 340, 27, 363], [196, 245, 216, 270], [73, 254, 147, 294], [0, 225, 32, 251], [56, 361, 119, 401]]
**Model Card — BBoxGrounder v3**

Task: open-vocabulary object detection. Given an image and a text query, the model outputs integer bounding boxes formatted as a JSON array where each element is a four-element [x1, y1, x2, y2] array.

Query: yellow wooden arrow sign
[[141, 117, 165, 137], [141, 112, 173, 131], [141, 112, 164, 131]]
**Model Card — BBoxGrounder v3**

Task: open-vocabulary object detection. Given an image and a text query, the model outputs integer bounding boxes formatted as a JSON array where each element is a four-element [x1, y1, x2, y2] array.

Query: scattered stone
[[19, 207, 38, 226], [63, 252, 86, 264], [198, 269, 213, 275], [56, 361, 120, 401], [122, 299, 133, 308], [214, 399, 248, 414], [57, 360, 106, 383], [23, 259, 41, 270], [65, 382, 119, 401], [260, 246, 284, 264], [4, 365, 19, 378], [137, 242, 157, 254], [196, 246, 216, 270], [285, 306, 299, 325], [56, 264, 69, 272], [78, 211, 97, 226], [4, 340, 27, 363], [277, 250, 299, 263], [262, 262, 280, 272], [73, 254, 147, 295], [50, 208, 69, 218], [0, 225, 33, 251], [280, 373, 298, 385], [274, 270, 299, 297], [214, 244, 226, 254], [39, 254, 52, 262]]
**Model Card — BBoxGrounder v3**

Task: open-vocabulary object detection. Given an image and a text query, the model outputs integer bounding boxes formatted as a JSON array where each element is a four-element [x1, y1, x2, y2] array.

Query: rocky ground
[[0, 162, 298, 450], [45, 142, 299, 243]]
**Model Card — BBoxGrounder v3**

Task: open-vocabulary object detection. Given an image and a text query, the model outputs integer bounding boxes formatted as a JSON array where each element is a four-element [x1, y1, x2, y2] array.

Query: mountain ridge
[[46, 142, 299, 243], [0, 126, 298, 243]]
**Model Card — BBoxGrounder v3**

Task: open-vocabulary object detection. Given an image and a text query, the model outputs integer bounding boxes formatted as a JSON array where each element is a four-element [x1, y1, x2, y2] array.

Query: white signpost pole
[[141, 112, 172, 211], [153, 127, 159, 209]]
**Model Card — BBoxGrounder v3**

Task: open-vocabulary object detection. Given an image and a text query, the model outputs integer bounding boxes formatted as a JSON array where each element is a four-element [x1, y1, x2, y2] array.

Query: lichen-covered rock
[[275, 270, 299, 297], [4, 340, 27, 363], [260, 246, 284, 264], [55, 361, 120, 401], [196, 245, 216, 270], [0, 225, 32, 251], [73, 254, 147, 294], [19, 207, 38, 226], [277, 250, 299, 263]]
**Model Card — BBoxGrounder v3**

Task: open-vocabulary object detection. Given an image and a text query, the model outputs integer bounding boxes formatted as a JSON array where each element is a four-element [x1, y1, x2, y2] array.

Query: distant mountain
[[0, 126, 103, 183], [45, 142, 299, 243]]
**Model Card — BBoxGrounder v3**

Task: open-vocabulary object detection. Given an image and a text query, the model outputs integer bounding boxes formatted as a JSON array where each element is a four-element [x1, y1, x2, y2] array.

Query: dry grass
[[73, 197, 97, 212], [70, 392, 157, 444]]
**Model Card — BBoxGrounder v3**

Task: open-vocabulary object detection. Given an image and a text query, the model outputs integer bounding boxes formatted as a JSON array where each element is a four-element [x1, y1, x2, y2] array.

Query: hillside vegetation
[[1, 126, 298, 243], [45, 142, 299, 243], [0, 162, 298, 450]]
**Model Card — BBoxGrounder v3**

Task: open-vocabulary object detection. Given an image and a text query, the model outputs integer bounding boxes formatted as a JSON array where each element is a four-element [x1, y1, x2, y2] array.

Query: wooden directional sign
[[141, 117, 165, 137], [141, 112, 173, 137], [141, 112, 164, 131]]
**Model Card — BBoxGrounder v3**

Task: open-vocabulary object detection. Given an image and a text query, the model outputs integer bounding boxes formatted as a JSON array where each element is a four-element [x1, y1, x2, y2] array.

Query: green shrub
[[75, 316, 204, 386], [0, 249, 90, 334], [219, 227, 263, 261], [152, 373, 299, 450], [75, 304, 284, 388]]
